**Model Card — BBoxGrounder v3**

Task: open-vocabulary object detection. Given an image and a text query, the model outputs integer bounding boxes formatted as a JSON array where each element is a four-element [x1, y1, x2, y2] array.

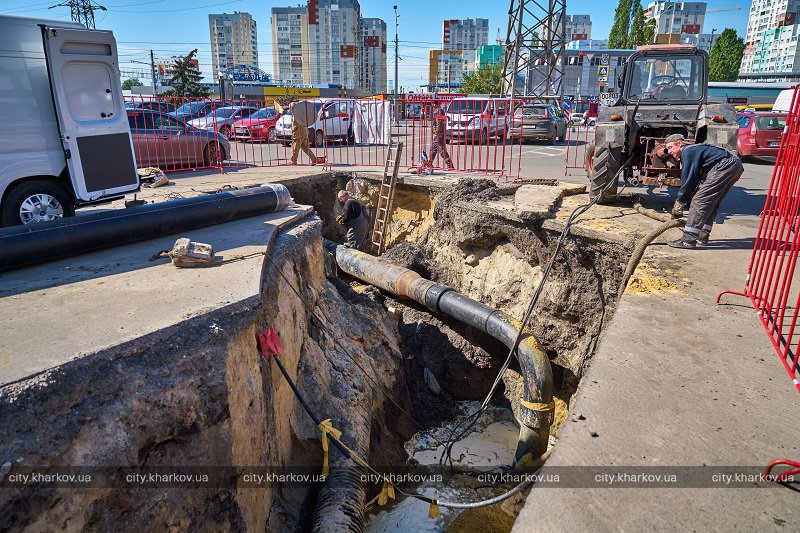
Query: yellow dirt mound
[[445, 506, 515, 533], [625, 264, 684, 296]]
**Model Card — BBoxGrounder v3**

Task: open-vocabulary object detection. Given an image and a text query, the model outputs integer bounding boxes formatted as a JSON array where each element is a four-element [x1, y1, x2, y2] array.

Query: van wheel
[[204, 142, 220, 166], [268, 127, 276, 143], [315, 130, 324, 147], [1, 180, 74, 227]]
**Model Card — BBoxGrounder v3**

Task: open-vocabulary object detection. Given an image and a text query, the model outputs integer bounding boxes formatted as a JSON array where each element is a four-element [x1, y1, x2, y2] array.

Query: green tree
[[627, 0, 647, 48], [641, 18, 657, 46], [121, 77, 142, 90], [459, 63, 503, 95], [709, 28, 745, 82], [608, 0, 633, 49], [162, 49, 209, 98]]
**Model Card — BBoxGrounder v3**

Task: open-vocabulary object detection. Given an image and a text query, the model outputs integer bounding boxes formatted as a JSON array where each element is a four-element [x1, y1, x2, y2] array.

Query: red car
[[231, 107, 279, 143], [737, 112, 786, 158]]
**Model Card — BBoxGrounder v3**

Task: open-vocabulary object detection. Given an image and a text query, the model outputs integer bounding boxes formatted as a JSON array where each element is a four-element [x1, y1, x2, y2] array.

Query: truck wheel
[[585, 142, 620, 204], [1, 180, 74, 226]]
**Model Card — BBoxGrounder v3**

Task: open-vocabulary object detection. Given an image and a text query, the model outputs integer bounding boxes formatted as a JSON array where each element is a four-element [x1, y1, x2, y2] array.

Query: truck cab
[[586, 45, 738, 202], [0, 15, 139, 226]]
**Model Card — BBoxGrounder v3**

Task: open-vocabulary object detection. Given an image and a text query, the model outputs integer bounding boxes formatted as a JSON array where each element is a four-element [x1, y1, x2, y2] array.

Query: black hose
[[0, 183, 292, 272]]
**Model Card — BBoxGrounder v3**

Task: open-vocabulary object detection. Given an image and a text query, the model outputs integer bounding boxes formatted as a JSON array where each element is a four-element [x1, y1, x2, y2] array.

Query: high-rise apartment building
[[361, 18, 387, 94], [306, 0, 362, 89], [739, 0, 800, 80], [208, 12, 258, 76], [565, 14, 592, 42], [442, 18, 489, 51], [271, 6, 307, 84], [644, 2, 706, 43]]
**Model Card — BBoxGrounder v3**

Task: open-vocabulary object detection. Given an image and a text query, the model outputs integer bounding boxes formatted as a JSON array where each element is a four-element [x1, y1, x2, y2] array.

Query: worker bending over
[[661, 134, 744, 249], [336, 190, 369, 251]]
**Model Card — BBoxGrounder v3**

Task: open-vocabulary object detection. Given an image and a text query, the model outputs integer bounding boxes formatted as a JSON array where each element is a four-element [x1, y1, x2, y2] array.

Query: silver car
[[445, 98, 508, 144], [186, 106, 257, 139]]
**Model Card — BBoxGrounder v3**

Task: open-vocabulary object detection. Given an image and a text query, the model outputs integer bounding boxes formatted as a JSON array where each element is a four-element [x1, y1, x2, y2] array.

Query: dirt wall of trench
[[0, 214, 414, 532]]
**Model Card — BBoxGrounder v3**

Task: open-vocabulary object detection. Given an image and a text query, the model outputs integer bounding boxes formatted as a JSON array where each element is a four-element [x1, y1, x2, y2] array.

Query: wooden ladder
[[371, 141, 403, 256]]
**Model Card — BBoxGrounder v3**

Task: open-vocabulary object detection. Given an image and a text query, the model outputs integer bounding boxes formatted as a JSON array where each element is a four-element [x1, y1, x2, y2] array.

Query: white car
[[570, 112, 585, 126], [276, 99, 355, 147]]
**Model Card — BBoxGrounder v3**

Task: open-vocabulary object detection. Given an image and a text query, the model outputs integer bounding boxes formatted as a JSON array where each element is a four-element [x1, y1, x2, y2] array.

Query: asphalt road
[[221, 125, 776, 221]]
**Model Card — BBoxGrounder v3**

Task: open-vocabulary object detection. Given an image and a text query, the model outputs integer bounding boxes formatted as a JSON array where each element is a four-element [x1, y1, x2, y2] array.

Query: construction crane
[[49, 0, 107, 30], [501, 0, 566, 100]]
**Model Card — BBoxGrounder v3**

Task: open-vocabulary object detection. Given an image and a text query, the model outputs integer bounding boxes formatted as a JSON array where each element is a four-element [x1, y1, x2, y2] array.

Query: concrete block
[[514, 182, 586, 220]]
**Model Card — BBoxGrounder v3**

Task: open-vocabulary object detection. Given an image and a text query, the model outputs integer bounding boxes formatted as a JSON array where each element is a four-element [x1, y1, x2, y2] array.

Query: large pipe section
[[0, 184, 292, 273], [323, 240, 554, 463]]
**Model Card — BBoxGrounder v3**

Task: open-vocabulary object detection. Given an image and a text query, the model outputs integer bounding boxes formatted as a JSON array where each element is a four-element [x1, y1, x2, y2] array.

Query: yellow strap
[[428, 500, 441, 519], [318, 419, 343, 477], [520, 399, 555, 412], [378, 480, 395, 506]]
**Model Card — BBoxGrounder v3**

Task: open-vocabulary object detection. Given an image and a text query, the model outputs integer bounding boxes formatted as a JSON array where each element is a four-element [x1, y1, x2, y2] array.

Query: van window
[[324, 104, 336, 119], [338, 102, 349, 115], [447, 100, 483, 115]]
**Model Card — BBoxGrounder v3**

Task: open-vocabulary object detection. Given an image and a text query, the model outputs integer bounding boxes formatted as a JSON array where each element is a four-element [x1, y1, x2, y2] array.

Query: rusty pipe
[[323, 240, 553, 462]]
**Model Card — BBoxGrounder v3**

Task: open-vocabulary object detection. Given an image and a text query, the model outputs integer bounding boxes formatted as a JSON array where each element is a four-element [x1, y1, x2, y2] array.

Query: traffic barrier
[[718, 86, 800, 392], [123, 94, 562, 181], [564, 98, 598, 176]]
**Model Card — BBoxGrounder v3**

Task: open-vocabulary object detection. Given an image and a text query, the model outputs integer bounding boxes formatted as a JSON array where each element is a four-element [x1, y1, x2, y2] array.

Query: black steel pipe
[[0, 184, 292, 273], [323, 239, 554, 462]]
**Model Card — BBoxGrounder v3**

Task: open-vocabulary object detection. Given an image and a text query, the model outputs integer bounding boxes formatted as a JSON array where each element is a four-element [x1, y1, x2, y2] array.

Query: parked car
[[125, 99, 175, 114], [444, 98, 509, 144], [231, 107, 280, 143], [509, 103, 567, 144], [570, 112, 585, 126], [187, 105, 258, 139], [737, 112, 786, 158], [127, 110, 229, 168], [276, 99, 353, 147], [170, 99, 231, 122]]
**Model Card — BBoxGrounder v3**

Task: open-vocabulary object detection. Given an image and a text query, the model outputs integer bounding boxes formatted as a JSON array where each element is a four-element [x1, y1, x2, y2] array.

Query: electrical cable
[[438, 150, 637, 469]]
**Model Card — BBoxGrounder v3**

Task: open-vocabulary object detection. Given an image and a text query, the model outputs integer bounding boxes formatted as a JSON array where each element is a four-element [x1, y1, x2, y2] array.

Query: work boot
[[697, 236, 709, 246], [668, 239, 697, 249]]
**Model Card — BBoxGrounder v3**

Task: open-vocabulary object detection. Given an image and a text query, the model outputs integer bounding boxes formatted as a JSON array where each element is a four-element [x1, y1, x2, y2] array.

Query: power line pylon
[[49, 0, 107, 29], [501, 0, 566, 100]]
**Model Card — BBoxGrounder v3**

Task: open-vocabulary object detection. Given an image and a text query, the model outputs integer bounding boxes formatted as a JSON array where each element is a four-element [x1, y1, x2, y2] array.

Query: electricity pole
[[150, 50, 157, 96], [393, 4, 399, 99]]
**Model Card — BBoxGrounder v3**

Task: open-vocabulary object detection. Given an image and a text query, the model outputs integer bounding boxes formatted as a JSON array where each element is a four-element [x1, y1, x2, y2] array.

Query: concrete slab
[[514, 182, 587, 220], [0, 205, 311, 386]]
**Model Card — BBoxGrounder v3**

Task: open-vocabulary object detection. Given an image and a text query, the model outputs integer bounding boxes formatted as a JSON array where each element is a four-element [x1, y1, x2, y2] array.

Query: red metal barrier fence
[[124, 94, 578, 181], [718, 86, 800, 392], [564, 98, 598, 175]]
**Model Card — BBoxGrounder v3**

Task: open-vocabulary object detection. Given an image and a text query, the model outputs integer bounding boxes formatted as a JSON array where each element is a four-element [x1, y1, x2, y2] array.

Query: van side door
[[41, 25, 139, 201]]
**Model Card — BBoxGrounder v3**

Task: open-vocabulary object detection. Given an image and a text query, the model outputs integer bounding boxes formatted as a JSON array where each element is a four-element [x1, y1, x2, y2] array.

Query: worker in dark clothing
[[336, 190, 370, 251], [660, 133, 744, 248], [429, 104, 454, 170]]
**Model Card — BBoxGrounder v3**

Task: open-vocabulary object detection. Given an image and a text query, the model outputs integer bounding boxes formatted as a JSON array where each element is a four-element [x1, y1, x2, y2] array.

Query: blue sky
[[2, 0, 749, 89]]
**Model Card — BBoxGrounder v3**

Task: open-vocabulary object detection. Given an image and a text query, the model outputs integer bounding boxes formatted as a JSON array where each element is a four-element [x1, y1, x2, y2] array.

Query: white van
[[773, 88, 795, 113], [0, 15, 139, 226], [275, 98, 355, 147]]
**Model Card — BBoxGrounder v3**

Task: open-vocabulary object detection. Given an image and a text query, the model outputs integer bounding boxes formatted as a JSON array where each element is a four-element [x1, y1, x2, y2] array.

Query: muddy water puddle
[[364, 402, 521, 532]]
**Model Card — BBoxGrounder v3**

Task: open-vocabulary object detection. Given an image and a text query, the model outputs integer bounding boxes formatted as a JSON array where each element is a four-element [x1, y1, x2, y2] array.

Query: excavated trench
[[0, 176, 631, 532], [286, 177, 629, 531]]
